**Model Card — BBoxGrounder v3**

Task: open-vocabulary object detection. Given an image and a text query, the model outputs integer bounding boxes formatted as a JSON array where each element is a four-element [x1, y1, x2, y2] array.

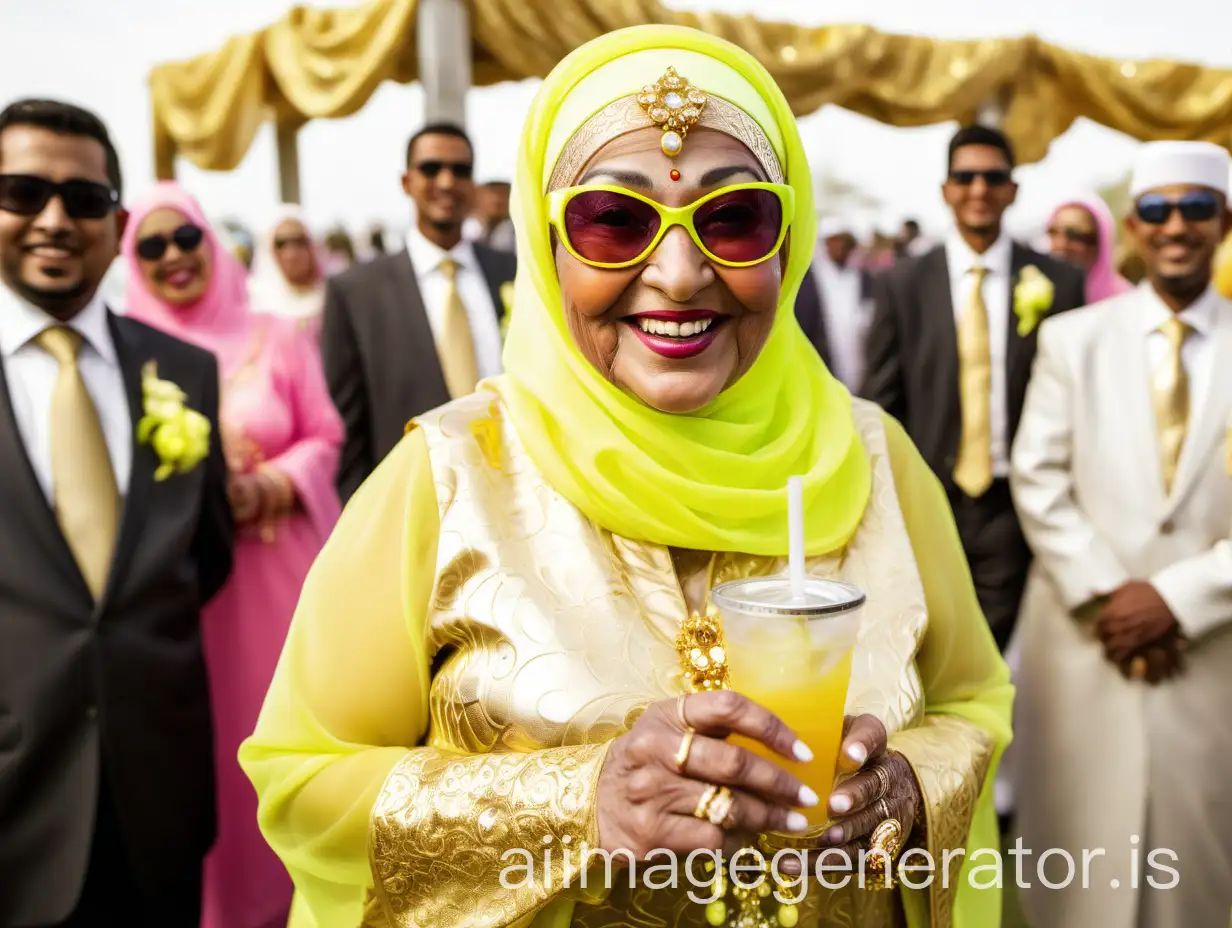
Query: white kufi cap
[[818, 216, 854, 239], [1130, 141, 1230, 198]]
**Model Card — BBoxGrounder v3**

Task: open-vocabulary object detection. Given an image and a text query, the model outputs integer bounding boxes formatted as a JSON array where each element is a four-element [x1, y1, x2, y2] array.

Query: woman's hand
[[596, 690, 819, 862], [227, 473, 263, 525], [779, 715, 920, 876]]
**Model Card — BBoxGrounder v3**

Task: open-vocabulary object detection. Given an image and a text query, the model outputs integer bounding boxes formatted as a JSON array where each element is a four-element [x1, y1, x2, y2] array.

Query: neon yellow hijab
[[491, 25, 871, 557]]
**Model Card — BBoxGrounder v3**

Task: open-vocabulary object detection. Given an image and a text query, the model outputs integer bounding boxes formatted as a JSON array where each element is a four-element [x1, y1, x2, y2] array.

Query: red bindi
[[669, 169, 681, 181]]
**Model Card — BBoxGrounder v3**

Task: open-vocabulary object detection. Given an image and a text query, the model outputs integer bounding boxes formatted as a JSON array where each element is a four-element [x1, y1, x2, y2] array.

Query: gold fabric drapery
[[149, 0, 1232, 177]]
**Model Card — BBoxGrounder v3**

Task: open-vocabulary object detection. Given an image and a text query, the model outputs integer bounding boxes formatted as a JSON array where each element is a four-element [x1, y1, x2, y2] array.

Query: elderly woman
[[241, 26, 1010, 928]]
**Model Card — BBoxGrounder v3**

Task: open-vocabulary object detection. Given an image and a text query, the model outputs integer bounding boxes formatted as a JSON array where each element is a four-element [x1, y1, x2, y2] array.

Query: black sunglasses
[[136, 223, 205, 261], [1048, 226, 1099, 246], [0, 174, 119, 220], [949, 169, 1013, 187], [274, 235, 310, 250], [414, 160, 473, 181], [1135, 191, 1221, 225]]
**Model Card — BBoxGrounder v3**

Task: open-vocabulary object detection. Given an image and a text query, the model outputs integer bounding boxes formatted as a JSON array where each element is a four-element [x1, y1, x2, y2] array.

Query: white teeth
[[637, 317, 714, 337]]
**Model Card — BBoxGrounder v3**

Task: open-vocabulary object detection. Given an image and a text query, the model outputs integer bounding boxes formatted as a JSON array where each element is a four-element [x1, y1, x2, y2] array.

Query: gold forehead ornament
[[637, 67, 708, 157]]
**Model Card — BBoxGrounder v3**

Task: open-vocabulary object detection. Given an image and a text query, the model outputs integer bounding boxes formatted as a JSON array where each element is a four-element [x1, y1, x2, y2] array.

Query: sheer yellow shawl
[[491, 26, 871, 557]]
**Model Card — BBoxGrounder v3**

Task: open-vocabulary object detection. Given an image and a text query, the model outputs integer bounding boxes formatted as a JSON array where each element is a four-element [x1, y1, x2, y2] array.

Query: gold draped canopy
[[149, 0, 1232, 178]]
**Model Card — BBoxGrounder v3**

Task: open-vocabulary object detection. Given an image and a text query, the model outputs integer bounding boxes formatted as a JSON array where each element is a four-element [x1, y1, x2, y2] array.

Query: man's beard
[[11, 274, 94, 319], [1153, 267, 1209, 304]]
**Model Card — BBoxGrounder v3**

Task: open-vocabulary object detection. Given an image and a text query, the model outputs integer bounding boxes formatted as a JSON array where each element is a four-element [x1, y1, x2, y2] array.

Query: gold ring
[[876, 797, 893, 822], [869, 762, 892, 802], [1131, 655, 1148, 680], [674, 730, 696, 772], [676, 693, 691, 730], [693, 784, 719, 820], [705, 787, 735, 828], [863, 817, 904, 891]]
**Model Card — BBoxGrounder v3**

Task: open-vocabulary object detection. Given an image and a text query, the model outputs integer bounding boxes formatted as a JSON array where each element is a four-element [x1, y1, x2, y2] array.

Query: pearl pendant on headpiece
[[637, 67, 708, 158]]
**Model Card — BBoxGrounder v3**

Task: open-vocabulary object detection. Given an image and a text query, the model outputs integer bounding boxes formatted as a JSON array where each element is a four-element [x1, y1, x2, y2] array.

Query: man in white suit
[[1010, 141, 1232, 928]]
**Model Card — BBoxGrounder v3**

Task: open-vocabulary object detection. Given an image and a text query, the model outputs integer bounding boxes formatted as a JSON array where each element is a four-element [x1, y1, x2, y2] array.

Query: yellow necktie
[[1154, 316, 1191, 493], [953, 264, 994, 498], [36, 326, 120, 600], [437, 257, 480, 399]]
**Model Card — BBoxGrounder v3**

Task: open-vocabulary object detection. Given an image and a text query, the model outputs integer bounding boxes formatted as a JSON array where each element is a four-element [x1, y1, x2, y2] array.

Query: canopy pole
[[276, 122, 301, 205], [417, 0, 472, 127]]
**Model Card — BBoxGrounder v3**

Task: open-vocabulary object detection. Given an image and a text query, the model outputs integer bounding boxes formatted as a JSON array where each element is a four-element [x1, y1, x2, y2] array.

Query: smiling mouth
[[625, 310, 727, 359]]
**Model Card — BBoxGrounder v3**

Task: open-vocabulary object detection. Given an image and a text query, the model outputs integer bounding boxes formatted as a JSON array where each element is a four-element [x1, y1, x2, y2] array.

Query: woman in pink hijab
[[1045, 193, 1133, 303], [122, 182, 343, 928]]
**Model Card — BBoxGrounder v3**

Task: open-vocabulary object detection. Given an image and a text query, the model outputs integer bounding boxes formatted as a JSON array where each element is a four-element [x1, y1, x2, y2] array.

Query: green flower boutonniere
[[1013, 266, 1055, 337], [136, 362, 211, 481]]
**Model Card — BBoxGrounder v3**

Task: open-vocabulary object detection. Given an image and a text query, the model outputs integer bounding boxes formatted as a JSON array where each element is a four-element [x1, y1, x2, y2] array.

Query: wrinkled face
[[134, 207, 213, 306], [1047, 204, 1100, 271], [554, 127, 783, 415], [824, 233, 856, 267], [402, 133, 475, 232], [942, 144, 1018, 237], [0, 125, 123, 318], [1125, 184, 1231, 296], [272, 217, 316, 287]]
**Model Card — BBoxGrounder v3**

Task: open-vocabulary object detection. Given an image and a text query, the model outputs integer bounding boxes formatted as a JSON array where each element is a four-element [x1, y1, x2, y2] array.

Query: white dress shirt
[[946, 232, 1013, 477], [405, 227, 504, 380], [813, 250, 871, 390], [0, 283, 132, 501], [1138, 282, 1217, 429]]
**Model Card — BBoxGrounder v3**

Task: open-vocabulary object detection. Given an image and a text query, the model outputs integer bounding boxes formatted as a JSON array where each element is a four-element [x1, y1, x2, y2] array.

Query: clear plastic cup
[[710, 576, 864, 846]]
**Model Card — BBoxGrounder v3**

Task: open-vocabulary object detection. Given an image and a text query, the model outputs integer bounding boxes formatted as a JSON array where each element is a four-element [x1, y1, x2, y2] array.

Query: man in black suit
[[323, 123, 516, 501], [0, 100, 232, 926], [862, 125, 1086, 650], [796, 217, 875, 392]]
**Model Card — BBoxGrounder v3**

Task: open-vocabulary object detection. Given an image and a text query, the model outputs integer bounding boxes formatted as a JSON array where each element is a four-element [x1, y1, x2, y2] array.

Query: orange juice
[[711, 577, 863, 843], [728, 646, 854, 828]]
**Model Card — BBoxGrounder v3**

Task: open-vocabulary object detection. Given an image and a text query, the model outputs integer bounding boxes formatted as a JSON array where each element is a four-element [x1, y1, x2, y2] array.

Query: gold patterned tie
[[1153, 316, 1191, 493], [36, 326, 120, 600], [437, 257, 480, 399], [953, 264, 994, 498]]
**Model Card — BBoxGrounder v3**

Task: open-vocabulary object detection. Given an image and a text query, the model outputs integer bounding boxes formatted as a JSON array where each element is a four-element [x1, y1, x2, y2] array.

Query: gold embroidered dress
[[240, 25, 1011, 928]]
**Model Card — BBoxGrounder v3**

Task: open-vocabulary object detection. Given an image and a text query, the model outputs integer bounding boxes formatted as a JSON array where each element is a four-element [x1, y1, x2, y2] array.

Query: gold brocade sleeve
[[240, 428, 614, 928], [881, 414, 1014, 928], [370, 743, 609, 928]]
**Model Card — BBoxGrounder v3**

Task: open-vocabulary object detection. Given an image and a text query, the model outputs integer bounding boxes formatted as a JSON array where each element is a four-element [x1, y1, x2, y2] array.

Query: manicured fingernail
[[799, 786, 819, 807], [824, 825, 844, 844], [793, 740, 814, 762], [830, 793, 852, 814], [786, 812, 809, 833], [846, 743, 867, 765]]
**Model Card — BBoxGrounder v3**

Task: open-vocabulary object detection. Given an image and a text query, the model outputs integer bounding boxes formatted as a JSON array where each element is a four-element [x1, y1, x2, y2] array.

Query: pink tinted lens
[[693, 188, 782, 263], [563, 190, 661, 264]]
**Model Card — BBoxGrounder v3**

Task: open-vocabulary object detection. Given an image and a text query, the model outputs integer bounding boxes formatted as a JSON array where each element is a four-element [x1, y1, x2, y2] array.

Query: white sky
[[3, 0, 1231, 241]]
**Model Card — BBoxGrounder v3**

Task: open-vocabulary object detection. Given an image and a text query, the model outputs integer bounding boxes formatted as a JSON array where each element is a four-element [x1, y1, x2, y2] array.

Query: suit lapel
[[0, 349, 87, 595], [1168, 299, 1232, 512], [99, 313, 154, 608], [1109, 297, 1169, 508], [388, 251, 450, 407], [473, 246, 508, 322], [922, 247, 960, 413]]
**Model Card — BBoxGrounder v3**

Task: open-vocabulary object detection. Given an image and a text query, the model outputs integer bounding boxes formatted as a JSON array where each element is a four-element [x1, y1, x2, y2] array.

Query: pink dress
[[201, 316, 343, 928]]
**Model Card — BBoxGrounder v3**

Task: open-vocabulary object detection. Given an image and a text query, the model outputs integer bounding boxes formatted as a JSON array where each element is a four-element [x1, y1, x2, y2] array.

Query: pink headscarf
[[121, 181, 254, 370], [1047, 194, 1133, 304]]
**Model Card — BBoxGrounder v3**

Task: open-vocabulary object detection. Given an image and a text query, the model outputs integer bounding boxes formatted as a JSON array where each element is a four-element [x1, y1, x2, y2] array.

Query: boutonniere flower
[[499, 281, 514, 341], [136, 361, 211, 481], [1013, 265, 1055, 337]]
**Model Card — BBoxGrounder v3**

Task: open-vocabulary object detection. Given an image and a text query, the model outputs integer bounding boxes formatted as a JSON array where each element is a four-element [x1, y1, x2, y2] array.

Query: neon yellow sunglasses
[[547, 181, 795, 270]]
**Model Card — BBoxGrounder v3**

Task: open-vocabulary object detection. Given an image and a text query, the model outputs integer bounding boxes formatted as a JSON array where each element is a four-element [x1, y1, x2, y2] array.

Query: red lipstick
[[626, 310, 724, 360]]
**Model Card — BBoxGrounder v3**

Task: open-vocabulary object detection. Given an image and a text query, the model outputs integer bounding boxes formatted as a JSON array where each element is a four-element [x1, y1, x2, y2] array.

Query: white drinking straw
[[788, 476, 806, 603]]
